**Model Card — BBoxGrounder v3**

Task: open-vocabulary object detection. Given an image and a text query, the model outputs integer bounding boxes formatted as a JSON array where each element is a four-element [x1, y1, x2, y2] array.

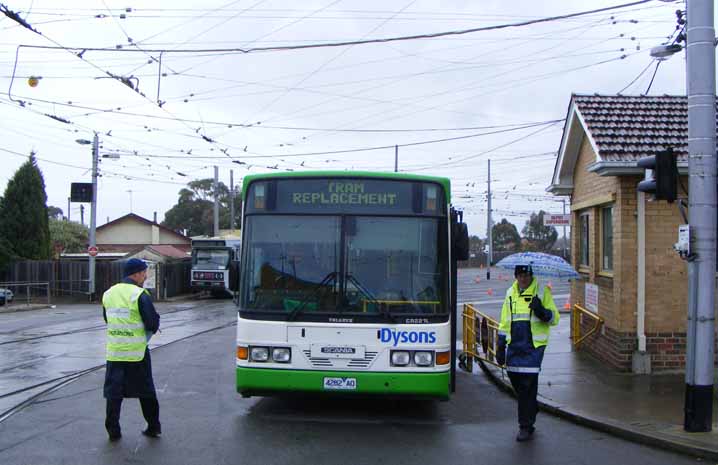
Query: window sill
[[598, 271, 614, 279], [578, 266, 591, 275]]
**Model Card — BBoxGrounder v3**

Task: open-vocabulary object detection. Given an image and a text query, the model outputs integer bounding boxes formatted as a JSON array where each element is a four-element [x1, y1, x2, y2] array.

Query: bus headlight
[[250, 346, 269, 362], [413, 351, 434, 367], [272, 347, 291, 363], [391, 351, 411, 366]]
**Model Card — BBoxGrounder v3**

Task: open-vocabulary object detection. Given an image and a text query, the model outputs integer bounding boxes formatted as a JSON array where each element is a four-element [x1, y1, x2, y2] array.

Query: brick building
[[547, 94, 704, 373]]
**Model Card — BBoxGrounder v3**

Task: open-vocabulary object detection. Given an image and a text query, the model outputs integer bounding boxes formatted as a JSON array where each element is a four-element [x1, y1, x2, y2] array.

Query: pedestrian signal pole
[[486, 158, 493, 279], [684, 0, 715, 432], [89, 133, 99, 300]]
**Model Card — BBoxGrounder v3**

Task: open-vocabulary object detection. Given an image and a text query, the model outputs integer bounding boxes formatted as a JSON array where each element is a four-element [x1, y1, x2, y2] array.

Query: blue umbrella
[[496, 252, 580, 280]]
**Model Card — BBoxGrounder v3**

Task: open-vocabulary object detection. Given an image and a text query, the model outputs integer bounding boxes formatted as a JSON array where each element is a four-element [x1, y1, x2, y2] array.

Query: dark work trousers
[[506, 371, 539, 429], [105, 397, 160, 433]]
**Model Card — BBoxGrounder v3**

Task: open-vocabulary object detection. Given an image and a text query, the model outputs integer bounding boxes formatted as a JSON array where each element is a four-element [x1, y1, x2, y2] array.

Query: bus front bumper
[[236, 366, 450, 399]]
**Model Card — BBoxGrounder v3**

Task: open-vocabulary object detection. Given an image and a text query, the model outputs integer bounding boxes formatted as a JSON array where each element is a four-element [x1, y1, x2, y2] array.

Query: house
[[95, 213, 191, 256], [548, 94, 700, 373]]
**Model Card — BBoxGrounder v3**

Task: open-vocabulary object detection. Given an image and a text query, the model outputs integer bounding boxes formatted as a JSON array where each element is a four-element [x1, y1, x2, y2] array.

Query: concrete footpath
[[479, 317, 718, 460]]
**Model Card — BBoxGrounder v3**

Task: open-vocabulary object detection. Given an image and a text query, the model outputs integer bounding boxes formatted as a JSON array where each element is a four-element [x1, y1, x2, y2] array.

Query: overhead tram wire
[[11, 0, 655, 55]]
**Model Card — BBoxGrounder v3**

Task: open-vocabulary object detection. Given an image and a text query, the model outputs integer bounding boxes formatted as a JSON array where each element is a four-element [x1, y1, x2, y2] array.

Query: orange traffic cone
[[563, 297, 571, 311], [487, 288, 494, 296], [474, 276, 481, 284]]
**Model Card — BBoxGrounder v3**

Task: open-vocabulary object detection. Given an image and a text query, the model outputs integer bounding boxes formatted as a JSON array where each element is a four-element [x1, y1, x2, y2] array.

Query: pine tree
[[0, 153, 51, 264]]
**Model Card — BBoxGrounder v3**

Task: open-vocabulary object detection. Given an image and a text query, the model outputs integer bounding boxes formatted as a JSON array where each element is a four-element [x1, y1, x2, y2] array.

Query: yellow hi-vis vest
[[103, 283, 150, 362], [498, 277, 559, 348]]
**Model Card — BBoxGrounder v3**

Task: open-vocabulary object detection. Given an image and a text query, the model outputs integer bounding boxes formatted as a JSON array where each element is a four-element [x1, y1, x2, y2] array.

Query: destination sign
[[246, 178, 446, 216]]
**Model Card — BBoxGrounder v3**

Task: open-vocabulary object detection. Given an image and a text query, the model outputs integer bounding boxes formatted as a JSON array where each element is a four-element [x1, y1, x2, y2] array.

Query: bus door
[[450, 208, 469, 392]]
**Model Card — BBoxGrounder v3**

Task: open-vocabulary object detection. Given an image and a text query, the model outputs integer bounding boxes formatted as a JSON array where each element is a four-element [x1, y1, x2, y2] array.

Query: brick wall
[[566, 136, 701, 372]]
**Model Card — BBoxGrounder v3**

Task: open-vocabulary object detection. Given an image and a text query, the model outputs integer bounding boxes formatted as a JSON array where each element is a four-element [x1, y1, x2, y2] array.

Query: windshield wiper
[[286, 271, 337, 321], [345, 273, 394, 322]]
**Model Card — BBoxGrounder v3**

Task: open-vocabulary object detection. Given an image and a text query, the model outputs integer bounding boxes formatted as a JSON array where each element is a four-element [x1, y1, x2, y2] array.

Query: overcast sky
[[0, 0, 692, 238]]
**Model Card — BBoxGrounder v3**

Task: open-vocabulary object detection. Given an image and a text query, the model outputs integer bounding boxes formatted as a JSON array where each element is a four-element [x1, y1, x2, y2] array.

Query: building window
[[579, 212, 589, 267], [601, 206, 613, 271]]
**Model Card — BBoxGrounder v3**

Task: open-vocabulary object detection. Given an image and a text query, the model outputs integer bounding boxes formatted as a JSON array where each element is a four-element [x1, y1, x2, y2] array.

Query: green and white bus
[[236, 172, 469, 399]]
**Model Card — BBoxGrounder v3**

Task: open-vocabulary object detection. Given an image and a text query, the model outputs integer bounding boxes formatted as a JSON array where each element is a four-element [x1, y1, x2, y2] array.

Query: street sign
[[87, 246, 98, 257], [71, 182, 93, 203], [544, 214, 571, 226]]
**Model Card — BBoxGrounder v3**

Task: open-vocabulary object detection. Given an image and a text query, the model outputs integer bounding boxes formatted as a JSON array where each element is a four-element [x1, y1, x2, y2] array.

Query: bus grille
[[302, 351, 378, 369]]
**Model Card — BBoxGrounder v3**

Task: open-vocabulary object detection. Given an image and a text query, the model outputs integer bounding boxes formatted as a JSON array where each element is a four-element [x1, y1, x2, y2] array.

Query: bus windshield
[[241, 215, 447, 318], [193, 249, 230, 268]]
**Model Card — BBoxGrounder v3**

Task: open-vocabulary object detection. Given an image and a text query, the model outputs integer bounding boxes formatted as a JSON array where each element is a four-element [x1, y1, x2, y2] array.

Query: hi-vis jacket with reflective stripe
[[498, 278, 559, 349], [103, 283, 150, 362]]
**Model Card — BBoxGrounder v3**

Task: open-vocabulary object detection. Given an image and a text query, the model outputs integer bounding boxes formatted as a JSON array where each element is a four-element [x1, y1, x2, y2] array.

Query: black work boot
[[142, 425, 162, 438], [107, 429, 122, 441], [516, 427, 534, 442]]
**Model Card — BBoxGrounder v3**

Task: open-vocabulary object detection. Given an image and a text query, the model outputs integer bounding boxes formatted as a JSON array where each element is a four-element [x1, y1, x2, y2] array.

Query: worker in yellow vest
[[496, 265, 559, 442], [102, 259, 161, 441]]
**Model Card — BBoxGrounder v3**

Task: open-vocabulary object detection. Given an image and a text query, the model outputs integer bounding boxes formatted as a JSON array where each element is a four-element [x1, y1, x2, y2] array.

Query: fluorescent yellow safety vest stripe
[[103, 283, 149, 362], [498, 277, 559, 349]]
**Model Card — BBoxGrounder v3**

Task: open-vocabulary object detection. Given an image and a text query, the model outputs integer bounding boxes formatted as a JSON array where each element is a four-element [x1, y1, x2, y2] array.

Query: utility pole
[[486, 158, 493, 280], [684, 0, 715, 433], [89, 133, 99, 301], [230, 169, 235, 232], [394, 145, 398, 172], [213, 166, 219, 237], [67, 197, 71, 221], [562, 198, 568, 259]]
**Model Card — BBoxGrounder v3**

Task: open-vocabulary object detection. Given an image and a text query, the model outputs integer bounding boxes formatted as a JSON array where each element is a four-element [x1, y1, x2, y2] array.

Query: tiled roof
[[573, 94, 717, 162], [147, 245, 191, 259]]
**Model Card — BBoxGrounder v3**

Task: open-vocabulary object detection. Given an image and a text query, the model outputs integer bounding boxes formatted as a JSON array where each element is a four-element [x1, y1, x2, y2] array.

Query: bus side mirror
[[454, 222, 470, 261]]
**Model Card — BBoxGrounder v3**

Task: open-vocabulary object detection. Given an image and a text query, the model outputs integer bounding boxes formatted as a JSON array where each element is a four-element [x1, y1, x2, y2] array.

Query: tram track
[[0, 300, 228, 346], [0, 319, 237, 425]]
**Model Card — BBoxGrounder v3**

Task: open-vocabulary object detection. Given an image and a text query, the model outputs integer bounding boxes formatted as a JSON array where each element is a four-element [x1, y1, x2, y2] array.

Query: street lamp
[[76, 135, 99, 301], [649, 44, 682, 60]]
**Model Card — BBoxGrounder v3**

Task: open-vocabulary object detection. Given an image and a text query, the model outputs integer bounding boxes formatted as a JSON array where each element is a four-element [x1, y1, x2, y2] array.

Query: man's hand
[[496, 344, 506, 366], [530, 296, 553, 322]]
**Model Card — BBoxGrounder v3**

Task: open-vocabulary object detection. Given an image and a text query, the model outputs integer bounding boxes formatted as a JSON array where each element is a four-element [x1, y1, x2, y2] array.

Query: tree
[[162, 178, 241, 236], [492, 218, 521, 252], [49, 218, 88, 254], [468, 235, 484, 257], [0, 153, 51, 265], [521, 210, 558, 252], [47, 205, 64, 220]]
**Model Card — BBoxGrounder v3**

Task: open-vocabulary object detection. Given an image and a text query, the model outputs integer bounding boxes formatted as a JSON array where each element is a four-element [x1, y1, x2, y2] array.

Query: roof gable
[[97, 213, 189, 242], [548, 94, 702, 194]]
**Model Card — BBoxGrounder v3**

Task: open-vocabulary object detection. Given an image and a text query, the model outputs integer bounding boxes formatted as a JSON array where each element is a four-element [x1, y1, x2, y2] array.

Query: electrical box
[[674, 224, 690, 256]]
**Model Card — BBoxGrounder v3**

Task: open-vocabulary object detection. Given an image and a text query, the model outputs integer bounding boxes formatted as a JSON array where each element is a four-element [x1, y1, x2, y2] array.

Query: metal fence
[[0, 281, 51, 306], [0, 259, 193, 301]]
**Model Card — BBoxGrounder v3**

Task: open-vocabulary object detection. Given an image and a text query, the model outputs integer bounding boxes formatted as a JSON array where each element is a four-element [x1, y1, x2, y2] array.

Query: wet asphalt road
[[0, 271, 699, 464]]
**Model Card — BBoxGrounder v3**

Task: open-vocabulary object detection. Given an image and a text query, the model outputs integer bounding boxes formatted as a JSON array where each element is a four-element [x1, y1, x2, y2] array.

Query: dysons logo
[[379, 328, 436, 346]]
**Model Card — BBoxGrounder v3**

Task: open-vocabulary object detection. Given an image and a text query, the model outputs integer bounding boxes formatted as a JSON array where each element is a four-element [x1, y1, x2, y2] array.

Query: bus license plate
[[323, 377, 357, 390]]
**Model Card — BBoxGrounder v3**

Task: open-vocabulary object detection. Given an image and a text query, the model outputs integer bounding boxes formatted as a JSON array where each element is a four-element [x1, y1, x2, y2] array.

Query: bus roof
[[241, 171, 451, 203]]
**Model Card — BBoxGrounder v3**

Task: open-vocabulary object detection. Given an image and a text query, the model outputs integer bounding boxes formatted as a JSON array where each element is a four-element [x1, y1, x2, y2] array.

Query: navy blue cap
[[123, 258, 148, 277], [514, 264, 533, 275]]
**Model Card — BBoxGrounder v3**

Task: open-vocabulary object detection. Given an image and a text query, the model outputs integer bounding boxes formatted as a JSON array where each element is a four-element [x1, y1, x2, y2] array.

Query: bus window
[[345, 217, 445, 315], [242, 215, 341, 311]]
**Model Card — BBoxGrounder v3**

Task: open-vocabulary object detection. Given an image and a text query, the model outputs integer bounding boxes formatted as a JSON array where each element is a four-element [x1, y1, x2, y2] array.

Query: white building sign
[[544, 214, 571, 226], [585, 283, 599, 313]]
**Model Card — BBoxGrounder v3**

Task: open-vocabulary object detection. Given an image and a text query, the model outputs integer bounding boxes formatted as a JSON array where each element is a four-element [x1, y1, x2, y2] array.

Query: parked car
[[0, 288, 13, 303], [0, 293, 5, 306]]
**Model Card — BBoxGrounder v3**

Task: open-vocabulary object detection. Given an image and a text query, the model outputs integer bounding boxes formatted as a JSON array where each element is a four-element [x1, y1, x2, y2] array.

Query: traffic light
[[637, 148, 677, 202]]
